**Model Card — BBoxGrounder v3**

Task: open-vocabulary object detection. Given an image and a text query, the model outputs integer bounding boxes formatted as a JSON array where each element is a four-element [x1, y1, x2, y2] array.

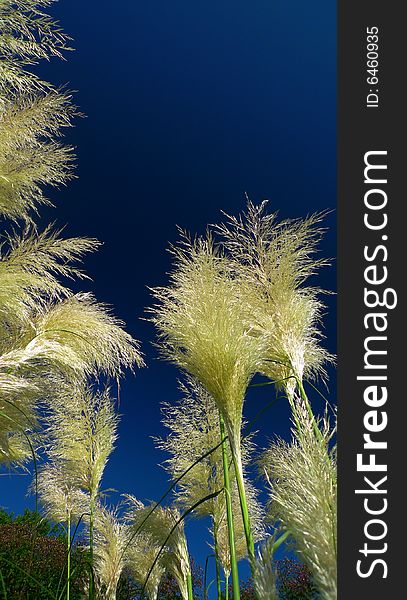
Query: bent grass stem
[[120, 436, 227, 562], [140, 490, 223, 599]]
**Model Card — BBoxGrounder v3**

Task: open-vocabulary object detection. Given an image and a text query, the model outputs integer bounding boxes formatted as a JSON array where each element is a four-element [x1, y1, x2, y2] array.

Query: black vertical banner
[[338, 1, 404, 598]]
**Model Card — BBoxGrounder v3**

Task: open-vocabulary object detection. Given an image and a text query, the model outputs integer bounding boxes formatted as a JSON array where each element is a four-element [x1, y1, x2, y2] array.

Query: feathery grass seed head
[[259, 406, 337, 599], [93, 504, 129, 600], [215, 202, 333, 392], [35, 461, 89, 524], [125, 496, 191, 600], [149, 234, 266, 457], [46, 385, 119, 500]]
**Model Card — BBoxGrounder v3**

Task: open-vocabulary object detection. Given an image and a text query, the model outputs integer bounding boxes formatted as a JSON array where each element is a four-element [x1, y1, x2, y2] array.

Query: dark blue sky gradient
[[2, 0, 336, 584]]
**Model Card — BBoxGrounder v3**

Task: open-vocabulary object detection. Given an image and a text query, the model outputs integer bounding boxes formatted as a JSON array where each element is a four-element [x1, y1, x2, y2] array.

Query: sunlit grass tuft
[[259, 405, 337, 600]]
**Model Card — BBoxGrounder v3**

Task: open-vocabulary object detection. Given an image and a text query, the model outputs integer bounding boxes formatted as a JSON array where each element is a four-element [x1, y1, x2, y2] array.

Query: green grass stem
[[66, 518, 71, 600], [186, 570, 193, 600], [213, 530, 222, 600], [219, 413, 240, 600], [231, 450, 255, 571]]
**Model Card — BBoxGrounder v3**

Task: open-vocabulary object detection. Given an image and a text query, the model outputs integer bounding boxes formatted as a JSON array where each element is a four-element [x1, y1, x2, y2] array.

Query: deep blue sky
[[2, 0, 336, 588]]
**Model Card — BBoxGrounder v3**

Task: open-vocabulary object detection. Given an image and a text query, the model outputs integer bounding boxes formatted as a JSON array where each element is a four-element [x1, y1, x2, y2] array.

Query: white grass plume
[[0, 91, 77, 220], [46, 385, 119, 502], [215, 201, 333, 397], [0, 232, 142, 468], [154, 377, 225, 518], [31, 292, 143, 379], [0, 226, 99, 328], [93, 504, 129, 600], [35, 461, 89, 525], [125, 496, 192, 600], [0, 1, 75, 219], [156, 376, 266, 574], [0, 1, 71, 65], [260, 405, 337, 599], [0, 227, 142, 467], [0, 369, 38, 465], [0, 429, 33, 465], [149, 233, 267, 481], [125, 531, 166, 600], [253, 538, 278, 600]]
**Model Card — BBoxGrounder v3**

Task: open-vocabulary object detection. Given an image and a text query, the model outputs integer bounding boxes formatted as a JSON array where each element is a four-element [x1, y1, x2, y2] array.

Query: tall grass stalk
[[219, 413, 240, 600], [88, 499, 95, 600], [213, 533, 222, 600], [34, 464, 88, 600], [156, 377, 264, 590], [214, 202, 335, 575], [66, 518, 71, 600], [186, 571, 193, 600], [92, 505, 128, 600], [230, 451, 255, 565], [224, 573, 229, 600], [149, 237, 267, 579]]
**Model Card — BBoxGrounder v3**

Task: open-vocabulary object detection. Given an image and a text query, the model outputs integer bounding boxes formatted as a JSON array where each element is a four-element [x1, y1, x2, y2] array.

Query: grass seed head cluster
[[260, 406, 337, 600], [0, 3, 337, 599]]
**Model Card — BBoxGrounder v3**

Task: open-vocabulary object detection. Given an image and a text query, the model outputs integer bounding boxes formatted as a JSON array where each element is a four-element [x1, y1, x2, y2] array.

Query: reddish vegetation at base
[[0, 522, 87, 599]]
